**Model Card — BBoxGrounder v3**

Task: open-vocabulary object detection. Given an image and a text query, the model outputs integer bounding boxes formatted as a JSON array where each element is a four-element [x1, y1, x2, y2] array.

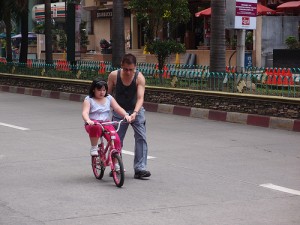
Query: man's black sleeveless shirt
[[115, 69, 138, 111]]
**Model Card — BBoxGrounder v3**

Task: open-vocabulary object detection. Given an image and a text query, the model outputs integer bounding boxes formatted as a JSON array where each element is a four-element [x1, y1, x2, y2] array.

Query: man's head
[[121, 53, 137, 74], [121, 53, 137, 66]]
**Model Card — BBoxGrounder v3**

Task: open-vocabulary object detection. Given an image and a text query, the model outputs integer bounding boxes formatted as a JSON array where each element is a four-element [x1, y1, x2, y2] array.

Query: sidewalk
[[0, 84, 299, 132]]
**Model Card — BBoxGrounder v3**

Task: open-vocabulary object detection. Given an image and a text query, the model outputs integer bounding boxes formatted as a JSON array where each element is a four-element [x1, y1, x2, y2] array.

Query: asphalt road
[[0, 92, 299, 225]]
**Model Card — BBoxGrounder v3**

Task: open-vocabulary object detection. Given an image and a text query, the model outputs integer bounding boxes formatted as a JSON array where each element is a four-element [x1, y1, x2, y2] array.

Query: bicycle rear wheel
[[91, 155, 105, 179], [111, 153, 124, 187]]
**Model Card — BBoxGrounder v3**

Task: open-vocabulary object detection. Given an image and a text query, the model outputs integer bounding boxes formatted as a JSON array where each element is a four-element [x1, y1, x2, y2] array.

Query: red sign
[[236, 2, 257, 17], [242, 17, 250, 25]]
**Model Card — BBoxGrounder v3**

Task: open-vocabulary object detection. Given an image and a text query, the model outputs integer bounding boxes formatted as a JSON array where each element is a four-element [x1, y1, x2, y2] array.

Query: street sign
[[226, 0, 257, 30]]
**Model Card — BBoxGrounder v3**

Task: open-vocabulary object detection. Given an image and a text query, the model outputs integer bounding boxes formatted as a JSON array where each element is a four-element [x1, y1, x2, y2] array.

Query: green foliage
[[33, 23, 45, 34], [129, 0, 190, 43], [245, 31, 253, 47], [146, 39, 185, 71], [58, 30, 67, 50], [1, 39, 6, 48], [285, 36, 299, 49], [80, 21, 89, 47]]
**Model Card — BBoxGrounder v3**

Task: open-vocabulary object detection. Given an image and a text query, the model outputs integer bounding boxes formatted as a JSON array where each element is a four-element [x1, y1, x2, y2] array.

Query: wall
[[0, 74, 299, 120], [259, 16, 300, 68]]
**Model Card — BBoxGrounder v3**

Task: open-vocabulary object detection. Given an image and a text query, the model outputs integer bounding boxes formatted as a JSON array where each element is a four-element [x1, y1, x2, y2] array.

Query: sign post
[[226, 0, 257, 73]]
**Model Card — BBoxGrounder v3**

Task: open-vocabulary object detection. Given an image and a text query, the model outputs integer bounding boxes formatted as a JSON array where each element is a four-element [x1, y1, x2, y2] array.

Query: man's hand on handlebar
[[124, 114, 132, 123]]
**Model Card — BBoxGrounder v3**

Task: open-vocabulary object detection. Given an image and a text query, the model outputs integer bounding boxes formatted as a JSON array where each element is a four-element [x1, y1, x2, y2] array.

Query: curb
[[1, 85, 299, 132]]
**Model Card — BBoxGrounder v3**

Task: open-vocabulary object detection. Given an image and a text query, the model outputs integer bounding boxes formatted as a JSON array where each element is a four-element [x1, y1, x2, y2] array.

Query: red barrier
[[27, 59, 33, 68], [266, 68, 294, 85], [0, 57, 7, 64], [98, 62, 106, 74], [56, 60, 70, 71], [154, 64, 170, 78], [226, 66, 236, 73]]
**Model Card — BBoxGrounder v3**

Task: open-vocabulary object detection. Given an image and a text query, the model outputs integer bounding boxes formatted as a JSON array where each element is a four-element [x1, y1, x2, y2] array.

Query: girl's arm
[[82, 99, 94, 125], [110, 97, 131, 122]]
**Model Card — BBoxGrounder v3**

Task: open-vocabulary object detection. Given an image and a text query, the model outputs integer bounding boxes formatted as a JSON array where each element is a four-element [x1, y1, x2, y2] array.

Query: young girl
[[82, 79, 131, 156]]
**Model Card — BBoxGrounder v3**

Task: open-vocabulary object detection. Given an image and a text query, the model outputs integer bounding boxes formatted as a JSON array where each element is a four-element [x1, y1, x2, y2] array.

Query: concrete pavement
[[0, 91, 299, 225]]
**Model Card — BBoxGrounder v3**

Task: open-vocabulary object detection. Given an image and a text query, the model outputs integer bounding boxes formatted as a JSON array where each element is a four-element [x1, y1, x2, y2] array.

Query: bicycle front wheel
[[111, 153, 125, 188], [91, 155, 105, 180]]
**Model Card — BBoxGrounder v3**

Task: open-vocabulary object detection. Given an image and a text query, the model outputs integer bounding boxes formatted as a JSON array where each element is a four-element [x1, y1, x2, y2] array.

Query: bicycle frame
[[91, 119, 126, 187], [95, 120, 124, 164]]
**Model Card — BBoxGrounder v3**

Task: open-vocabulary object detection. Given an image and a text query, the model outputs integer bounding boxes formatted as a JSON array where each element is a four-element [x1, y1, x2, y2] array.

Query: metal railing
[[0, 58, 299, 98]]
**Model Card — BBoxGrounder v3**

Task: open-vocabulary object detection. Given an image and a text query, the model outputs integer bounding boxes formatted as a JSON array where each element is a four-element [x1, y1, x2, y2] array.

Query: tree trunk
[[19, 0, 29, 64], [45, 0, 53, 65], [209, 0, 226, 90], [4, 13, 13, 63], [112, 0, 125, 68]]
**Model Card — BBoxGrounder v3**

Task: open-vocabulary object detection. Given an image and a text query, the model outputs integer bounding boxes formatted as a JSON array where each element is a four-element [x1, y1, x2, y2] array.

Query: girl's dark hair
[[121, 53, 137, 65], [88, 79, 108, 97]]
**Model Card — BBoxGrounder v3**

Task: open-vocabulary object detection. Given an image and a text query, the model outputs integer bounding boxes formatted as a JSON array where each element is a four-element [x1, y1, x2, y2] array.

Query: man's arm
[[133, 72, 145, 114], [107, 71, 117, 95]]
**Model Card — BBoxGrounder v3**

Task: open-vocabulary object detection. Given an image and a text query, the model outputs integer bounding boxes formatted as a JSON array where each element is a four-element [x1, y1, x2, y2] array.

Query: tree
[[0, 0, 14, 62], [129, 0, 190, 43], [112, 0, 125, 68], [147, 39, 185, 83], [209, 0, 226, 90], [44, 0, 53, 64]]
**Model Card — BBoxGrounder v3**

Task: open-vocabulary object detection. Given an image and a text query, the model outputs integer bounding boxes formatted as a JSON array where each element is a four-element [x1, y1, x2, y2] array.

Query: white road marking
[[0, 122, 29, 131], [122, 150, 156, 159], [260, 183, 300, 196]]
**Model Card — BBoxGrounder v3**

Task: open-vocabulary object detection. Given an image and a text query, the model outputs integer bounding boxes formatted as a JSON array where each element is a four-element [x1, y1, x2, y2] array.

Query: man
[[107, 53, 151, 179]]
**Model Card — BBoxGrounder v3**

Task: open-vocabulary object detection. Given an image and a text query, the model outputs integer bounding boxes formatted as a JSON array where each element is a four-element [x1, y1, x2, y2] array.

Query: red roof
[[195, 7, 211, 17], [277, 1, 300, 9], [257, 3, 276, 15], [195, 4, 275, 17]]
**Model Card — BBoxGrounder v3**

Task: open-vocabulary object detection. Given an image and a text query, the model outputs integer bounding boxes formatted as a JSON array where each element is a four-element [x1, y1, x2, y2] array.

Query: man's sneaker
[[134, 170, 151, 179], [90, 148, 98, 156]]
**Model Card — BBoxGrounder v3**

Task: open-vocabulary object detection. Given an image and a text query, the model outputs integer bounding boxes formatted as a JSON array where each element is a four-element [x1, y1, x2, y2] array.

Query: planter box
[[101, 48, 112, 54], [273, 49, 300, 68]]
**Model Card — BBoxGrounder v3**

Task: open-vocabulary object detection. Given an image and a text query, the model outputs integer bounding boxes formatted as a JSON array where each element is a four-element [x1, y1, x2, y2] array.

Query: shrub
[[285, 36, 299, 49]]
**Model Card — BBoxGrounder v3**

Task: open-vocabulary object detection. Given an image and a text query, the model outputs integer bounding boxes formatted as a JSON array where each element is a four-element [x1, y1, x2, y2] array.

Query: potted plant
[[245, 31, 253, 50], [80, 21, 89, 53], [285, 36, 299, 49], [58, 30, 67, 52], [100, 39, 112, 54], [273, 36, 300, 68]]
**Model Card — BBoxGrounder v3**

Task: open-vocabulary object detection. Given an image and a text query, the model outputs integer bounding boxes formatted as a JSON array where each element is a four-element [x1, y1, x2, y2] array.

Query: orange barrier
[[154, 64, 170, 78], [98, 62, 106, 74], [265, 68, 294, 85], [225, 66, 236, 73], [56, 60, 70, 71]]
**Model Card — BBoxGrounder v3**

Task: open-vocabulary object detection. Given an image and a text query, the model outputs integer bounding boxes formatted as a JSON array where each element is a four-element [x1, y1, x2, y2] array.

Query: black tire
[[91, 155, 105, 179], [111, 153, 125, 187]]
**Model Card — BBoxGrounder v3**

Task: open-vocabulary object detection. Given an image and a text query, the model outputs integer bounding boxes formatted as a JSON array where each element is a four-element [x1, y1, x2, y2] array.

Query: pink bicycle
[[91, 119, 125, 188]]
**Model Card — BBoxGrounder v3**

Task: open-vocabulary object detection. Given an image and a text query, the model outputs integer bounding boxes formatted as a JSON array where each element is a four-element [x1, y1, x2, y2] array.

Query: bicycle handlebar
[[94, 119, 126, 132]]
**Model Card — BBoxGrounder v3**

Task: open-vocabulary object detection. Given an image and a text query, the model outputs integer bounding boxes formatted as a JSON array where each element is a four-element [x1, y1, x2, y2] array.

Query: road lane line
[[0, 122, 30, 131], [260, 183, 300, 196], [122, 149, 156, 159]]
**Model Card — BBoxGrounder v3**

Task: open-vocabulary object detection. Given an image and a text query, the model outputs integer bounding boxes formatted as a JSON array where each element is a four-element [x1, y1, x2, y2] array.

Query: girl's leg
[[85, 124, 103, 156]]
